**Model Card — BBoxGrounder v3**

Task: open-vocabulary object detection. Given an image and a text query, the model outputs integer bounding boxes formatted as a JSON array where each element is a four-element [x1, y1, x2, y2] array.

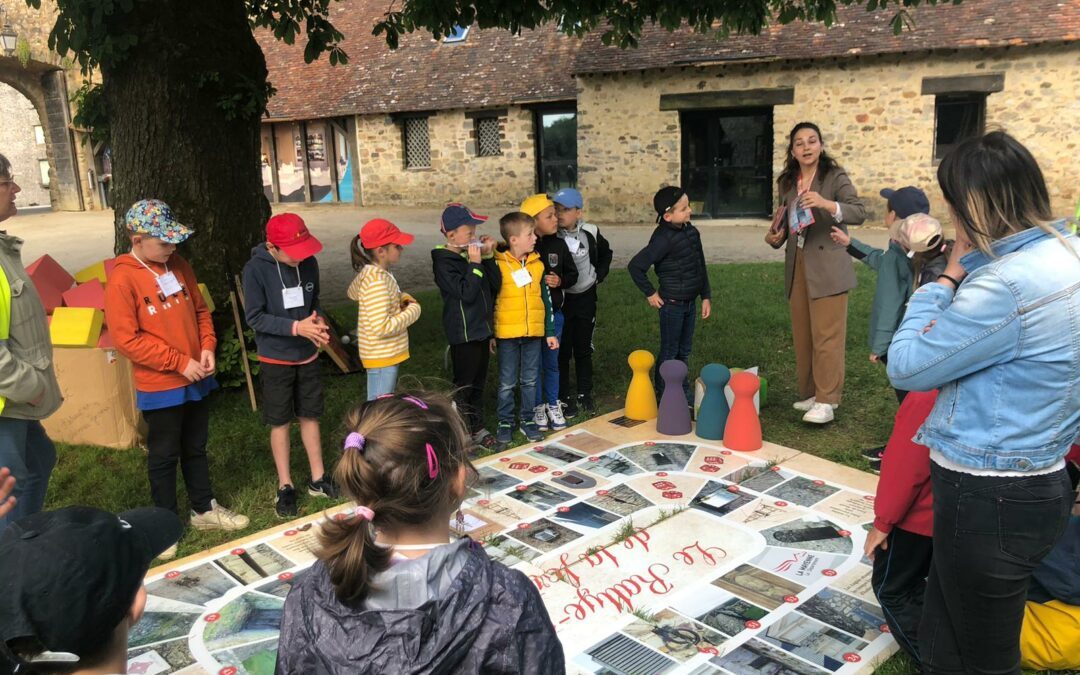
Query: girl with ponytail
[[275, 391, 564, 674]]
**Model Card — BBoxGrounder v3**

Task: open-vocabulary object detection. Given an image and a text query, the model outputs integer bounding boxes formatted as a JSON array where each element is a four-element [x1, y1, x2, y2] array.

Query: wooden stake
[[229, 287, 258, 411]]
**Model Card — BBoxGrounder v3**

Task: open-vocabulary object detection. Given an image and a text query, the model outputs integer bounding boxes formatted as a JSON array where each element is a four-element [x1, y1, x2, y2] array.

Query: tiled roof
[[574, 0, 1080, 74], [259, 0, 581, 120]]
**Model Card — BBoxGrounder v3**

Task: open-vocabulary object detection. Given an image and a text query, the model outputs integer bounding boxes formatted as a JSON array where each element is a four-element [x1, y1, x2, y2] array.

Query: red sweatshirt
[[104, 253, 216, 392], [873, 390, 938, 537]]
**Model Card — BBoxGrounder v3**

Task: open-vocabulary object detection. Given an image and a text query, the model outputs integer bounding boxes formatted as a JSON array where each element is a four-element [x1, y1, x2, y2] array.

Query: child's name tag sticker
[[282, 286, 304, 309], [156, 271, 183, 296], [565, 237, 581, 254], [512, 268, 533, 288]]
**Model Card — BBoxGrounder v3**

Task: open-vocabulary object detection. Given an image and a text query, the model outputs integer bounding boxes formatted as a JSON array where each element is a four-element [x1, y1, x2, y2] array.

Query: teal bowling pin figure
[[695, 364, 730, 440]]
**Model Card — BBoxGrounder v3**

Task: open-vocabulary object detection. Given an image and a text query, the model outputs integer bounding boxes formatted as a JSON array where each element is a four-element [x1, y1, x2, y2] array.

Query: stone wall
[[577, 43, 1080, 224], [0, 83, 51, 207], [355, 106, 537, 208]]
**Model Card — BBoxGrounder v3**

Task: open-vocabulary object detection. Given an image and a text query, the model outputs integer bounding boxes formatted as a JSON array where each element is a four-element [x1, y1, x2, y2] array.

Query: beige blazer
[[781, 167, 867, 299]]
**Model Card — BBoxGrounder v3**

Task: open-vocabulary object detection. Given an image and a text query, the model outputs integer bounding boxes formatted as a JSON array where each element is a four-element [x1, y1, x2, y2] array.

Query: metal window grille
[[475, 117, 502, 156], [404, 117, 431, 168]]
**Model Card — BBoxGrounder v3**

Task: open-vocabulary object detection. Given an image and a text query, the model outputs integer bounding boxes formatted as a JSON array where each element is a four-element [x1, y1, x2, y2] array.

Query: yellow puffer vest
[[494, 250, 546, 339]]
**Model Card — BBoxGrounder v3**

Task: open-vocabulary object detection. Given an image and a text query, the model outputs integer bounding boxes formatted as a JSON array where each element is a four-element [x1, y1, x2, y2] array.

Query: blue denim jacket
[[887, 221, 1080, 471]]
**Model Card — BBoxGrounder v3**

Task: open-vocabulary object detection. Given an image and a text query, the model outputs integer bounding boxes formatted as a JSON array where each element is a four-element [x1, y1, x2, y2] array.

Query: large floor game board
[[127, 411, 897, 675]]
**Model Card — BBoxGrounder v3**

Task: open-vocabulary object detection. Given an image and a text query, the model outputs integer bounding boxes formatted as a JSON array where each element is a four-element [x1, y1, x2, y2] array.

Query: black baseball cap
[[880, 186, 930, 219], [653, 186, 687, 223], [0, 506, 182, 667]]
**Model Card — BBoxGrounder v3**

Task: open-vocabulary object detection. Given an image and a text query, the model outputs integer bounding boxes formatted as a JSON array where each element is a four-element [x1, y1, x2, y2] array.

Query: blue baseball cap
[[551, 188, 583, 209], [125, 199, 194, 244], [879, 187, 930, 219], [440, 203, 488, 233]]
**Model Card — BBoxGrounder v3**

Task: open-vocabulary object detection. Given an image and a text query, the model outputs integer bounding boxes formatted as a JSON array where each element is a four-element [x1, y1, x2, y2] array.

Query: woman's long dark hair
[[777, 122, 840, 195]]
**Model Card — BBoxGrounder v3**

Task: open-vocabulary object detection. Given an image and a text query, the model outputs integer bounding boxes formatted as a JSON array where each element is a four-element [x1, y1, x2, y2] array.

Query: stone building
[[0, 83, 51, 207], [261, 0, 1080, 223]]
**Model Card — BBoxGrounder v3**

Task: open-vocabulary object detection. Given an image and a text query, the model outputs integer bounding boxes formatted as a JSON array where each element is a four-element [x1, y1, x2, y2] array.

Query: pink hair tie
[[425, 443, 439, 479], [375, 393, 395, 400], [353, 506, 375, 521], [344, 432, 365, 452], [402, 395, 429, 410]]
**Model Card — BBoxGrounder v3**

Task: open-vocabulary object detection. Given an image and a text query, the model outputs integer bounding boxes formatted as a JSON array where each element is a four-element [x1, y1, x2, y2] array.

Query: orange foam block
[[198, 283, 215, 313], [61, 278, 106, 310], [73, 260, 108, 284], [49, 307, 104, 348], [26, 255, 74, 313]]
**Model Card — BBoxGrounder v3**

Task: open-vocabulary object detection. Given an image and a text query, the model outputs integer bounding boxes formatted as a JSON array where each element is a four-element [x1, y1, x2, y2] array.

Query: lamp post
[[0, 4, 18, 57]]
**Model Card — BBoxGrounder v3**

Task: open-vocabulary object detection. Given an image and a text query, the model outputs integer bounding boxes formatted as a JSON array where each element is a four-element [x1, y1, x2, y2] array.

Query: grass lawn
[[41, 262, 938, 674]]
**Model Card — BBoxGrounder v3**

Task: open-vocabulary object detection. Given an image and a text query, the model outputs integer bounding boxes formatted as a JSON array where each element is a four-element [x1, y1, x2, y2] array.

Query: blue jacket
[[847, 239, 914, 356], [243, 245, 321, 362], [887, 222, 1080, 471]]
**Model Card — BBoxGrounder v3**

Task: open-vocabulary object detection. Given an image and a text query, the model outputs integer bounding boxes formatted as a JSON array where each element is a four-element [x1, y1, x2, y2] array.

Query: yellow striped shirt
[[347, 265, 421, 369]]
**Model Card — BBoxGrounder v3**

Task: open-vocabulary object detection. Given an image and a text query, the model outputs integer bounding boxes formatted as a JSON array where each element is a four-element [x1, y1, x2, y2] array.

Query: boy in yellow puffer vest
[[493, 212, 557, 448]]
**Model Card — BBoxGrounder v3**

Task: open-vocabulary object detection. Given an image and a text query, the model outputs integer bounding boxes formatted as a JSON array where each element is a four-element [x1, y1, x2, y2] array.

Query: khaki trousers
[[789, 250, 848, 405]]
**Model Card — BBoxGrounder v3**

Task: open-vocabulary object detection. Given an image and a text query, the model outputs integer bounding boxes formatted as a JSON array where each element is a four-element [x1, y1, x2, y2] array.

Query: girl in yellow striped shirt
[[347, 219, 421, 400]]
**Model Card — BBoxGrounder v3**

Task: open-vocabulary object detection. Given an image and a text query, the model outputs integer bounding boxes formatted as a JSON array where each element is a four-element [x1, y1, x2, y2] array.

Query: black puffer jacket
[[276, 538, 564, 674], [535, 234, 578, 311], [627, 221, 711, 301], [431, 246, 500, 345]]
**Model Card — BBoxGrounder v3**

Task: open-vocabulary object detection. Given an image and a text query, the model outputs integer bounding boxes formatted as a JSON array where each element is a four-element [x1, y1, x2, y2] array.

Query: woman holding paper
[[766, 122, 866, 424]]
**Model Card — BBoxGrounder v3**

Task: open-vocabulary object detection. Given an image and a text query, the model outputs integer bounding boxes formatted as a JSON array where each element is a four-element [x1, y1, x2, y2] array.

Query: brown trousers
[[789, 250, 848, 405]]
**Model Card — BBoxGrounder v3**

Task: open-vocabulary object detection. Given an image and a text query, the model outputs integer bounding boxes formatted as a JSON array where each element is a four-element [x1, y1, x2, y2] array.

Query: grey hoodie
[[276, 538, 565, 674]]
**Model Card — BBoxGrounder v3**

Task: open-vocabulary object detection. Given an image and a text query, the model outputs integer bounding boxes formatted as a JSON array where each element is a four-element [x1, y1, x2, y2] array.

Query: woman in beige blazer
[[769, 122, 866, 423]]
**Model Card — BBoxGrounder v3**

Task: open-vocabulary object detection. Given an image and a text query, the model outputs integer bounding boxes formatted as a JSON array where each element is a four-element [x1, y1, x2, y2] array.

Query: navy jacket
[[242, 245, 321, 362], [535, 234, 578, 311], [431, 247, 500, 345], [627, 221, 711, 302]]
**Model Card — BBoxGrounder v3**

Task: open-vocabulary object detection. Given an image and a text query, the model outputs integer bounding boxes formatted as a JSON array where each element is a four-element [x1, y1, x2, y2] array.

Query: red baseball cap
[[266, 213, 323, 260], [360, 218, 415, 249]]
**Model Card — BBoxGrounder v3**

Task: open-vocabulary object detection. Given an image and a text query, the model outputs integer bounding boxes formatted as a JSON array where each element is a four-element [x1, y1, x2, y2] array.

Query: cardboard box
[[43, 348, 144, 449]]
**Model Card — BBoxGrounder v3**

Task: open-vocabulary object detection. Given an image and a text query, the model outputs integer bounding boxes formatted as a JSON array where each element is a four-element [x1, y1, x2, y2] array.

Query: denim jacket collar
[[960, 219, 1069, 273]]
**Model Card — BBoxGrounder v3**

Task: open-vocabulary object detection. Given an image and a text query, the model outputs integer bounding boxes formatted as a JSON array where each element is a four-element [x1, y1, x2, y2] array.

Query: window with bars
[[934, 94, 985, 161], [475, 116, 502, 157], [403, 117, 431, 169]]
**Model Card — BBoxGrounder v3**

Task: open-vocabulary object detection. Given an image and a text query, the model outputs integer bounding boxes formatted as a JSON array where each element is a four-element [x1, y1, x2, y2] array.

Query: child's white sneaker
[[802, 402, 836, 424], [547, 403, 567, 431], [190, 500, 250, 531], [533, 405, 549, 432]]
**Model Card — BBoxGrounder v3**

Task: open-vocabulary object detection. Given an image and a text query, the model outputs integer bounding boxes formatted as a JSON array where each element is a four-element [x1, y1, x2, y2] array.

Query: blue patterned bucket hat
[[124, 199, 194, 244]]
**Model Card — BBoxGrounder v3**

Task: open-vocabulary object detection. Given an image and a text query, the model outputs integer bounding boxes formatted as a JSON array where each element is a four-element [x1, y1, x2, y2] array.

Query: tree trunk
[[105, 0, 270, 300]]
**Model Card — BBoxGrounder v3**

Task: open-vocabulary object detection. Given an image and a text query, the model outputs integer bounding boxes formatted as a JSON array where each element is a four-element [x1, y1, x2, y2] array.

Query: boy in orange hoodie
[[104, 200, 249, 559]]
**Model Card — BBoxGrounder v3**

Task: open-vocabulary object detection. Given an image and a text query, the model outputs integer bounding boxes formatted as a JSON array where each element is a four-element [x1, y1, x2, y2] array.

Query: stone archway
[[0, 57, 84, 211]]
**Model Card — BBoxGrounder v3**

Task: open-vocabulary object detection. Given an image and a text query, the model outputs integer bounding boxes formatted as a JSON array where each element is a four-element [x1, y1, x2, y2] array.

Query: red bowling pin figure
[[724, 371, 762, 451]]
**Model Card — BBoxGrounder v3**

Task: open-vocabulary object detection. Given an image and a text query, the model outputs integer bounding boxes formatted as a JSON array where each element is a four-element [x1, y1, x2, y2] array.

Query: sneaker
[[522, 421, 544, 442], [308, 476, 338, 499], [868, 458, 882, 475], [496, 422, 514, 447], [158, 544, 178, 561], [579, 394, 596, 415], [533, 405, 549, 432], [275, 485, 299, 518], [562, 397, 579, 419], [548, 402, 567, 431], [191, 499, 251, 531], [473, 428, 499, 451], [793, 396, 817, 412], [802, 402, 836, 424], [861, 446, 886, 461]]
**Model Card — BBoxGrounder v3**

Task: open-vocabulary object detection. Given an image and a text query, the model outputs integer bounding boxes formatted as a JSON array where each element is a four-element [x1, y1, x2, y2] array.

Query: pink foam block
[[26, 255, 75, 313], [97, 326, 114, 349], [61, 278, 106, 310]]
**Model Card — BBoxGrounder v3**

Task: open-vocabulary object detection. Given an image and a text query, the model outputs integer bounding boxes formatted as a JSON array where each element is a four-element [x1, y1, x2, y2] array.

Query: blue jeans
[[656, 300, 696, 404], [535, 310, 564, 407], [366, 365, 400, 401], [0, 419, 57, 531], [497, 338, 541, 424]]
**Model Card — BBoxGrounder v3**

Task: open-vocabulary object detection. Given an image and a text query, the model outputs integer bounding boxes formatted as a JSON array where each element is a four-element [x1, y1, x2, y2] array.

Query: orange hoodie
[[104, 253, 216, 392]]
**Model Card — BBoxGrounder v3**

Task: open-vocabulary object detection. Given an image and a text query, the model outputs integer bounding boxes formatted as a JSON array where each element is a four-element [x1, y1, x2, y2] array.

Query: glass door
[[680, 108, 772, 218], [536, 109, 577, 194]]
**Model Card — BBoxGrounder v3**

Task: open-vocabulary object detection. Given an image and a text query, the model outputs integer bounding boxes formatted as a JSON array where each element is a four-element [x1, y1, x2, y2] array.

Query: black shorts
[[260, 360, 324, 426]]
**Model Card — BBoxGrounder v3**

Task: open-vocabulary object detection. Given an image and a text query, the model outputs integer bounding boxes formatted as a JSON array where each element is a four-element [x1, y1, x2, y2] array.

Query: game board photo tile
[[578, 451, 644, 479], [577, 632, 679, 675], [691, 480, 756, 518], [202, 593, 285, 652], [210, 637, 279, 675], [686, 664, 723, 675], [685, 445, 750, 479], [253, 569, 308, 599], [621, 608, 727, 662], [482, 533, 543, 565], [760, 613, 869, 672], [797, 588, 887, 642], [749, 547, 849, 585], [146, 562, 238, 607], [766, 476, 842, 507], [473, 465, 522, 495], [527, 443, 589, 466], [586, 483, 654, 517], [545, 468, 611, 493], [550, 501, 623, 531], [814, 491, 877, 524], [625, 472, 707, 506], [608, 415, 647, 428], [553, 430, 619, 455], [761, 517, 854, 555], [506, 517, 584, 553], [617, 442, 698, 472], [712, 637, 829, 675], [128, 609, 203, 649], [213, 543, 293, 585], [451, 509, 503, 540], [693, 596, 770, 637], [731, 498, 808, 531], [265, 525, 320, 565], [723, 464, 793, 493], [711, 563, 806, 611], [471, 493, 544, 528], [833, 566, 878, 604], [128, 638, 198, 675], [507, 482, 575, 511]]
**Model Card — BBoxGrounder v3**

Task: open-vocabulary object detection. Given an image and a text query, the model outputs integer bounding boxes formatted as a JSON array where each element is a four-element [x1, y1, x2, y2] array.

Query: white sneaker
[[793, 396, 816, 411], [547, 402, 567, 431], [533, 405, 549, 432], [190, 500, 250, 531], [802, 402, 836, 424], [158, 544, 178, 561]]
